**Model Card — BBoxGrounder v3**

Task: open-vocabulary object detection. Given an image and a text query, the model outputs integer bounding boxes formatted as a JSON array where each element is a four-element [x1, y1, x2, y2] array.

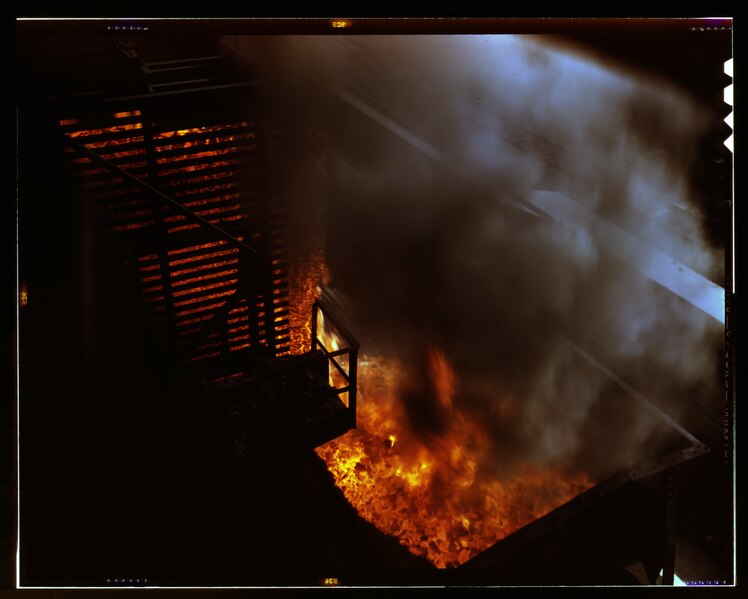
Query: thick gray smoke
[[225, 35, 725, 480]]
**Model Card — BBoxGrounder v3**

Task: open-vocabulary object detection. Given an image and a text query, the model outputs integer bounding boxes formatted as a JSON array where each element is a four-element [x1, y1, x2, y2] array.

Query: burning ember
[[286, 250, 329, 355], [65, 109, 597, 569], [284, 247, 593, 568], [313, 325, 593, 568]]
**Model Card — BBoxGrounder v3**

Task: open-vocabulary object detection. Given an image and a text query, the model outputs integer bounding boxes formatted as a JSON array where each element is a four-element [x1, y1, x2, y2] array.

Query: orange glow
[[173, 289, 235, 308], [173, 183, 236, 198], [168, 249, 239, 267], [286, 249, 329, 355], [230, 342, 252, 351], [428, 346, 455, 411], [168, 223, 201, 234], [182, 193, 242, 208], [315, 350, 593, 568], [153, 123, 249, 139], [156, 148, 249, 165], [155, 134, 253, 154], [108, 160, 148, 171], [176, 314, 214, 327], [313, 309, 351, 393], [172, 279, 238, 298], [282, 246, 591, 567], [175, 301, 227, 318], [59, 114, 593, 570], [227, 324, 250, 335], [157, 159, 240, 177], [67, 123, 143, 137], [113, 110, 141, 119], [166, 171, 233, 187], [80, 136, 145, 150], [172, 268, 238, 287], [167, 240, 225, 256], [100, 149, 145, 160], [227, 316, 249, 325], [218, 214, 245, 223]]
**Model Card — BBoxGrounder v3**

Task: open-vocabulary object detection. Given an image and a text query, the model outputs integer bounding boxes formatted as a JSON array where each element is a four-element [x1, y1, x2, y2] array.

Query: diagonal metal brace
[[66, 136, 269, 354], [65, 137, 262, 259]]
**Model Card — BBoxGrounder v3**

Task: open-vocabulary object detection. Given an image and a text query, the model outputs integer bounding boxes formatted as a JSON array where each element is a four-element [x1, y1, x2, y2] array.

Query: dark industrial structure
[[13, 20, 733, 588]]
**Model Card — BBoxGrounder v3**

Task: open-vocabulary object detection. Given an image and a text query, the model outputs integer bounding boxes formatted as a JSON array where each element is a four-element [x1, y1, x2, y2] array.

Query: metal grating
[[60, 101, 292, 364]]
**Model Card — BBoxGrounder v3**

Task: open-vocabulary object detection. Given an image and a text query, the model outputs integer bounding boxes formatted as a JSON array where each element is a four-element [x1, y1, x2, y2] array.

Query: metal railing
[[65, 137, 274, 360], [66, 138, 261, 258], [311, 298, 359, 428]]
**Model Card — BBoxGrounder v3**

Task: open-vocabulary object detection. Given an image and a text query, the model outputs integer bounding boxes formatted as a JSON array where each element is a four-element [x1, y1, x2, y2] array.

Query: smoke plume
[[227, 35, 725, 481]]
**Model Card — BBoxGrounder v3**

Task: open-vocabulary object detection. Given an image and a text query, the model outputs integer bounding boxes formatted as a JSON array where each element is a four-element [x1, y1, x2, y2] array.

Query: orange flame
[[284, 254, 592, 568], [428, 345, 455, 411], [63, 113, 594, 563], [286, 249, 330, 355], [315, 349, 593, 568]]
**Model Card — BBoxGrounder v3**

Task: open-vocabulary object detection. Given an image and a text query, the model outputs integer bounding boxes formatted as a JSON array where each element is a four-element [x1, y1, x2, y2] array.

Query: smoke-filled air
[[225, 34, 725, 567]]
